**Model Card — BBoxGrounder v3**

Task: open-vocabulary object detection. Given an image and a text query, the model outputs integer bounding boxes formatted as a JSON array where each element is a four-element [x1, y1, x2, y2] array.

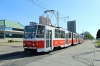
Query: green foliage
[[96, 40, 100, 46], [96, 29, 100, 39], [96, 40, 100, 43], [8, 40, 22, 43], [8, 40, 14, 42], [84, 33, 94, 39]]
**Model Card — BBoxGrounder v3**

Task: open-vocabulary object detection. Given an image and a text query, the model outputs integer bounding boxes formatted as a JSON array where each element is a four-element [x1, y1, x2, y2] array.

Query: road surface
[[0, 40, 100, 66]]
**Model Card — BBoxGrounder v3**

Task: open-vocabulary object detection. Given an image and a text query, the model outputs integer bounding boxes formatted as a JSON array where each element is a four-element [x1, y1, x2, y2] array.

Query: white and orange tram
[[23, 23, 84, 54]]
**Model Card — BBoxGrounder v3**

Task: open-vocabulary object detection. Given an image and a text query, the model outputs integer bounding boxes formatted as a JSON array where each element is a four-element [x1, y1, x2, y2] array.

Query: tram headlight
[[23, 44, 25, 46], [33, 44, 34, 46]]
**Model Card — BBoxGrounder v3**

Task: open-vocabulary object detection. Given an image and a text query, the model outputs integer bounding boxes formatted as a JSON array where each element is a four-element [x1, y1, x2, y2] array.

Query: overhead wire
[[35, 0, 67, 18], [27, 0, 68, 19], [27, 0, 84, 34], [35, 0, 53, 10], [27, 0, 47, 10], [27, 0, 69, 27]]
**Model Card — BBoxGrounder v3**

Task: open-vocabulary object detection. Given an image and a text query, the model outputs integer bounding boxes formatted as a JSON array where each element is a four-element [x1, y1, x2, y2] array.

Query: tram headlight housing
[[23, 44, 25, 46], [33, 44, 34, 46]]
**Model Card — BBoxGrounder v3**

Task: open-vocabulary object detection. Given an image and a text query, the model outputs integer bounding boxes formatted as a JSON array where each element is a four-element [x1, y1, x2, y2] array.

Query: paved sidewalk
[[0, 43, 23, 55]]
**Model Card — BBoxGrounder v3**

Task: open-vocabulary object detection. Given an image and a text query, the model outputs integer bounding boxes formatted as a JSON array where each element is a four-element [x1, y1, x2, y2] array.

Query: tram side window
[[36, 25, 45, 38], [69, 33, 71, 38], [76, 35, 77, 38], [60, 30, 65, 38], [74, 34, 76, 38], [80, 36, 82, 38], [77, 35, 79, 38], [55, 29, 60, 38]]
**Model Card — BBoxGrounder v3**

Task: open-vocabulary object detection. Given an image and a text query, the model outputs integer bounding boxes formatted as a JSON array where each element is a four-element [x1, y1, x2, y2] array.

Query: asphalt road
[[0, 40, 99, 66]]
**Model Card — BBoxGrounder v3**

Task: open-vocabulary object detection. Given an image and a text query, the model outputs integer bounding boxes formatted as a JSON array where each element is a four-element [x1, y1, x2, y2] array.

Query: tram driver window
[[36, 25, 45, 38]]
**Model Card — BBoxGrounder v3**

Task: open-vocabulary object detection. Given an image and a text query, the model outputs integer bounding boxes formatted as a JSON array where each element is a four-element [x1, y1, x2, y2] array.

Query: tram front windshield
[[24, 25, 45, 39], [24, 25, 37, 39]]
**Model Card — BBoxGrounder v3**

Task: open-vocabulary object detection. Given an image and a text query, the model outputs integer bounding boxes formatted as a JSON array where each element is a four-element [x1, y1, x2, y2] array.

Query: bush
[[8, 40, 22, 43], [96, 40, 100, 47], [8, 40, 14, 42], [97, 43, 100, 46], [15, 41, 18, 42], [14, 41, 22, 42]]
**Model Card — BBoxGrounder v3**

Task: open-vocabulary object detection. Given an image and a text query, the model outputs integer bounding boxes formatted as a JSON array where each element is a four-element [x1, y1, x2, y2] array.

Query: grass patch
[[0, 40, 22, 44], [97, 42, 100, 46], [96, 40, 100, 47], [0, 42, 22, 44], [8, 40, 22, 43]]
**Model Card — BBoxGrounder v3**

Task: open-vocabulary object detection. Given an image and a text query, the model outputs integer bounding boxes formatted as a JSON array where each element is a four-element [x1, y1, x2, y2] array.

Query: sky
[[0, 0, 100, 38]]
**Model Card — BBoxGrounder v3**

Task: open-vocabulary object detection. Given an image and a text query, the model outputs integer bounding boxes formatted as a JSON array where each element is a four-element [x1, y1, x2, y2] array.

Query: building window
[[0, 33, 4, 38], [5, 33, 12, 38], [0, 26, 5, 30], [5, 27, 12, 30], [13, 34, 23, 38], [5, 33, 23, 38]]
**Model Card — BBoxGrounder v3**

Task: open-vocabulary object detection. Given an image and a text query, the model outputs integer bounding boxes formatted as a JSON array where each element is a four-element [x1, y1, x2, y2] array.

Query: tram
[[23, 22, 84, 54]]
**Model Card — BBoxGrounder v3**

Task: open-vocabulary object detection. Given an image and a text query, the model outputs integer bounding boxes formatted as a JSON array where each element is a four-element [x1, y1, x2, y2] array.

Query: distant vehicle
[[23, 22, 84, 54]]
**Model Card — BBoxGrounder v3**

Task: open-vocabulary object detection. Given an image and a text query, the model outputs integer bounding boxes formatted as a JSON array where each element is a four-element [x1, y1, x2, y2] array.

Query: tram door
[[66, 33, 69, 45], [46, 30, 52, 51], [76, 34, 77, 44]]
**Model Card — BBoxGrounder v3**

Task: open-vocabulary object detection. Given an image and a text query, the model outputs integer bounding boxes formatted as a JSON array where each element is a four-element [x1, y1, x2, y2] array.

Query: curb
[[0, 42, 22, 44]]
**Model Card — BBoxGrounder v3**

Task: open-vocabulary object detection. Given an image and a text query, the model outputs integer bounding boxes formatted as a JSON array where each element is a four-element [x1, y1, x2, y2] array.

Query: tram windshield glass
[[24, 25, 45, 39], [36, 25, 45, 38], [24, 25, 37, 39]]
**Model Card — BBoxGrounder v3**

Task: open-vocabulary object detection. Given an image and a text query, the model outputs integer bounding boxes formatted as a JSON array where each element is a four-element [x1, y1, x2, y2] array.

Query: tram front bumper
[[24, 47, 36, 49]]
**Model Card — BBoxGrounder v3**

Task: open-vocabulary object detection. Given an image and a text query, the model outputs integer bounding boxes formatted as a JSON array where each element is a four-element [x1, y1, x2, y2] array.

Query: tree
[[84, 33, 94, 39], [96, 29, 100, 39]]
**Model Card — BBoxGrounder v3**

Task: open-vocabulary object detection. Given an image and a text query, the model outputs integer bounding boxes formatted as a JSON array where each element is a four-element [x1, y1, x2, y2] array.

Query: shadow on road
[[72, 50, 100, 66], [0, 50, 53, 61]]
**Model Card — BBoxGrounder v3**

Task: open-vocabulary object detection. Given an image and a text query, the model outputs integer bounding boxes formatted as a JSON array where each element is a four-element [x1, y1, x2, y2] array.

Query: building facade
[[67, 20, 76, 33], [0, 20, 24, 39], [39, 16, 51, 25]]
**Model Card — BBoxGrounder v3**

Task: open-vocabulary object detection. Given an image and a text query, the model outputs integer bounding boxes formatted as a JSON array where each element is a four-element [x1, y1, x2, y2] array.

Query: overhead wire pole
[[58, 16, 69, 28], [57, 11, 59, 27], [43, 10, 56, 26]]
